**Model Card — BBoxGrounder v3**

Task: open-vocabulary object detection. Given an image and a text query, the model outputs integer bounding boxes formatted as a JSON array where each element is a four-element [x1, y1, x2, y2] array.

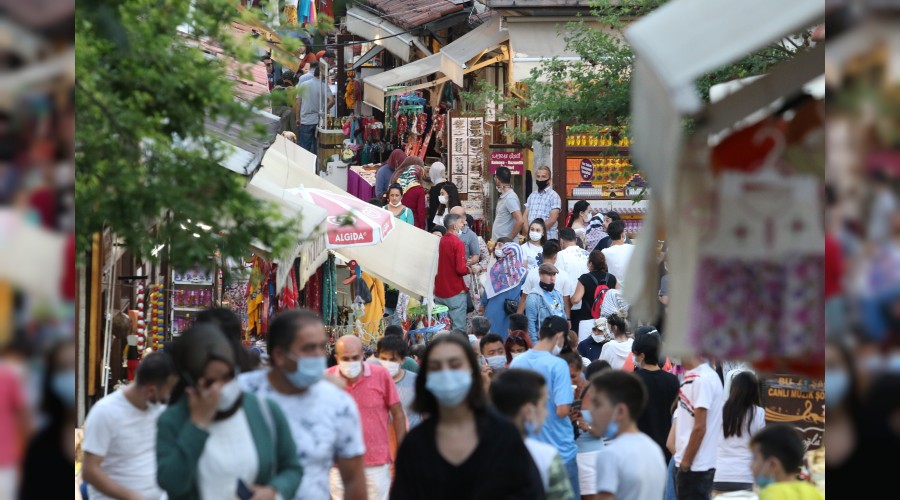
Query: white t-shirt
[[82, 389, 165, 500], [197, 408, 259, 500], [520, 242, 543, 270], [674, 363, 725, 471], [602, 244, 636, 289], [522, 266, 576, 298], [240, 371, 366, 500], [714, 406, 766, 484], [599, 338, 634, 370], [525, 437, 559, 490], [556, 246, 590, 282], [595, 432, 667, 500]]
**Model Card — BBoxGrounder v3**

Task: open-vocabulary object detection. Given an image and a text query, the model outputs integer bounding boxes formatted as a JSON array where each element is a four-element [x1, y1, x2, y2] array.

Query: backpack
[[588, 273, 610, 319]]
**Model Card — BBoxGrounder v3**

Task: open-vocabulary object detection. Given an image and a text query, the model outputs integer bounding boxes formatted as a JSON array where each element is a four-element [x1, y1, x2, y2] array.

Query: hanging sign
[[759, 375, 825, 451], [489, 151, 524, 175]]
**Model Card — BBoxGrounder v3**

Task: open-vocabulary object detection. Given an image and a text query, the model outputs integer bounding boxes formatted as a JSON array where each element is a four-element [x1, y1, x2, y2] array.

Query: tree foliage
[[465, 0, 813, 144], [76, 0, 325, 268]]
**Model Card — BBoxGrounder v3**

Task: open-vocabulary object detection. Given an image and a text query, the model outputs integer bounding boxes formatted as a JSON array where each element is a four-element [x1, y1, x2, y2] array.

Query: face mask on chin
[[389, 201, 401, 207]]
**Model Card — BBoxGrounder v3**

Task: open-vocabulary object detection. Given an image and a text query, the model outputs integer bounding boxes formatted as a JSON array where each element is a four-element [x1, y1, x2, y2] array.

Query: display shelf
[[564, 146, 630, 154], [173, 307, 206, 312], [173, 281, 214, 286]]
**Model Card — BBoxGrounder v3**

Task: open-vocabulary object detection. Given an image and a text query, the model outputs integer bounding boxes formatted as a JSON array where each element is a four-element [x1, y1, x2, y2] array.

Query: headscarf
[[393, 156, 425, 193], [175, 324, 236, 386], [385, 149, 407, 171], [429, 162, 447, 184], [483, 243, 527, 300]]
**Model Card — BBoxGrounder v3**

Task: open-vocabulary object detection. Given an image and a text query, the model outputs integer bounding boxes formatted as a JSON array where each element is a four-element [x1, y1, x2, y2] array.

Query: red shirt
[[401, 186, 426, 230], [325, 362, 400, 466], [825, 233, 843, 299], [434, 232, 469, 298]]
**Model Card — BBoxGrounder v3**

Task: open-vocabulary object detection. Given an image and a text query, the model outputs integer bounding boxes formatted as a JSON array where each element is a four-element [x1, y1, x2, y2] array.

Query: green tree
[[76, 0, 326, 268], [468, 0, 813, 144]]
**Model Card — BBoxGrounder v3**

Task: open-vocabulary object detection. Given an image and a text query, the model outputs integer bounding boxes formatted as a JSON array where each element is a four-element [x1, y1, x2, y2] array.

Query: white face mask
[[582, 212, 591, 222], [438, 195, 448, 204], [551, 344, 562, 356], [217, 380, 242, 411], [591, 333, 606, 343], [389, 201, 401, 207], [529, 231, 542, 242], [381, 360, 401, 377], [339, 361, 363, 379], [511, 351, 525, 359], [495, 248, 504, 258]]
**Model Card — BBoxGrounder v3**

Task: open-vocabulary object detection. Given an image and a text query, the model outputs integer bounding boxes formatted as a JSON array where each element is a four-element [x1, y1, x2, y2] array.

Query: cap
[[592, 317, 609, 332], [635, 325, 660, 338], [538, 263, 558, 275]]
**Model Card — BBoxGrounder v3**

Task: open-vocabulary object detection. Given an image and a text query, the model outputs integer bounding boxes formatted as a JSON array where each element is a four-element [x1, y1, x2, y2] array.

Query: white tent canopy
[[346, 7, 431, 63], [255, 136, 440, 302]]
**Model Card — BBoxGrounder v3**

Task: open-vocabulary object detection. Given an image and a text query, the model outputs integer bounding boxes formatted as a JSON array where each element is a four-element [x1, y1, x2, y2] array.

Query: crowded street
[[31, 0, 890, 499]]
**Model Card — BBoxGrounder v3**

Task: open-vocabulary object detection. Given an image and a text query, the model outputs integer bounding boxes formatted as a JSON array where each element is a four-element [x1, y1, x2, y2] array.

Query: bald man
[[326, 335, 406, 500], [449, 206, 480, 264]]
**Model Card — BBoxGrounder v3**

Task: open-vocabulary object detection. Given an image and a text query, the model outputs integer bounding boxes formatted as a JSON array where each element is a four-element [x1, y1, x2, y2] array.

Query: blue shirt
[[577, 337, 606, 362], [480, 278, 525, 342], [524, 289, 566, 345], [509, 350, 577, 461]]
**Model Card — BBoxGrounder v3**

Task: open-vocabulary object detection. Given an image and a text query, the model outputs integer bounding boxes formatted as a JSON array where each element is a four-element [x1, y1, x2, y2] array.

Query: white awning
[[255, 136, 440, 302], [440, 15, 508, 86], [507, 19, 580, 82], [363, 17, 509, 109], [363, 54, 442, 110], [246, 173, 329, 292], [346, 7, 431, 63]]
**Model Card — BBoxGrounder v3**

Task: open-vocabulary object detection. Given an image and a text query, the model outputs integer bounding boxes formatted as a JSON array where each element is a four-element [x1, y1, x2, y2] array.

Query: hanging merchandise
[[149, 285, 165, 350], [687, 131, 824, 364], [345, 71, 359, 109], [279, 267, 299, 310], [246, 256, 270, 336], [322, 254, 337, 324]]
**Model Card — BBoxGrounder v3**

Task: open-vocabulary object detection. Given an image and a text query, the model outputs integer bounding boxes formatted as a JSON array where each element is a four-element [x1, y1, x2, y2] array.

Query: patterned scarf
[[484, 244, 527, 300], [398, 166, 423, 194]]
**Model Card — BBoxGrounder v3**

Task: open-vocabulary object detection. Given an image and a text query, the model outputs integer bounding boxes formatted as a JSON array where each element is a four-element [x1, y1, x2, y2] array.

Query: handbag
[[504, 299, 519, 315]]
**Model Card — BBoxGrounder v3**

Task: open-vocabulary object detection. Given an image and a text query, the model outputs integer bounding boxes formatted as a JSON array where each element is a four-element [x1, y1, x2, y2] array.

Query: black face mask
[[536, 179, 550, 191], [539, 281, 555, 292]]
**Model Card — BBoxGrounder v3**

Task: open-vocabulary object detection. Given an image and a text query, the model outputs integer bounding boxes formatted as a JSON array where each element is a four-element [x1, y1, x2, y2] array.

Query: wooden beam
[[88, 233, 101, 397]]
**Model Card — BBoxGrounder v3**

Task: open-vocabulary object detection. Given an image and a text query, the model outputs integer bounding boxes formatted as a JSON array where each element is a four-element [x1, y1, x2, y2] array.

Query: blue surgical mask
[[524, 419, 539, 436], [486, 355, 507, 371], [603, 418, 619, 440], [426, 369, 472, 407], [52, 370, 76, 409], [286, 355, 326, 389], [754, 467, 776, 490], [825, 370, 849, 409], [582, 409, 593, 426]]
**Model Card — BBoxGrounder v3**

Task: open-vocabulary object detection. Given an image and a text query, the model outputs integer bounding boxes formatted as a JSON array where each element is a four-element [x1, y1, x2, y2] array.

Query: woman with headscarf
[[157, 325, 302, 500], [376, 149, 407, 199], [390, 157, 427, 230], [479, 237, 528, 339], [427, 162, 451, 230]]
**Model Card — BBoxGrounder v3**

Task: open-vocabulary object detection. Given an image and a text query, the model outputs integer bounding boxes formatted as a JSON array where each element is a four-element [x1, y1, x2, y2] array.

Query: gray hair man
[[434, 213, 471, 330], [523, 165, 562, 240]]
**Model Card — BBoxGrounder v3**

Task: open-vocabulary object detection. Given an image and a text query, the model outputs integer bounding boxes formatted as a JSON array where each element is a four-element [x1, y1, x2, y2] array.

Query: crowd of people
[[76, 302, 823, 500]]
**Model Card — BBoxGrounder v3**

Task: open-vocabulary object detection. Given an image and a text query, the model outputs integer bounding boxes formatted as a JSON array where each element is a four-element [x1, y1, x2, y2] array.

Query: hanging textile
[[279, 267, 299, 310], [322, 254, 337, 324], [305, 265, 323, 314], [246, 256, 269, 336]]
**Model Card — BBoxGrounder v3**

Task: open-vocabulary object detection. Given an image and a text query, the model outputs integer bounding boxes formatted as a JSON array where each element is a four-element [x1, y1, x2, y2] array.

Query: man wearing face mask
[[434, 213, 472, 331], [240, 310, 367, 500], [83, 352, 178, 500], [326, 335, 406, 500], [524, 263, 568, 345], [590, 371, 667, 500], [480, 334, 509, 375], [491, 369, 574, 499], [523, 166, 562, 240], [510, 315, 580, 497], [374, 334, 422, 429], [520, 241, 575, 318], [749, 425, 823, 500], [492, 166, 525, 241]]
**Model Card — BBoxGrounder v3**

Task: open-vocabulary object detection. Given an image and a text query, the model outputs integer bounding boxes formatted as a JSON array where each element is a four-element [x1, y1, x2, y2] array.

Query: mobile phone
[[182, 370, 199, 389], [237, 480, 253, 500], [572, 400, 582, 412]]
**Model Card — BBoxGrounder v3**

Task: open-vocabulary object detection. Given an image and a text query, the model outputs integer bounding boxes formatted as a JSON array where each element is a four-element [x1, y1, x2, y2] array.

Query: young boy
[[590, 370, 667, 500], [750, 424, 823, 500], [375, 335, 422, 429], [491, 369, 575, 500]]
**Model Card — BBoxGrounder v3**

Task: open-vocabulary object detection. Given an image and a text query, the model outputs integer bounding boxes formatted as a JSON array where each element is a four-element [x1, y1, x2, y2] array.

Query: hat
[[538, 263, 559, 275], [592, 317, 609, 332]]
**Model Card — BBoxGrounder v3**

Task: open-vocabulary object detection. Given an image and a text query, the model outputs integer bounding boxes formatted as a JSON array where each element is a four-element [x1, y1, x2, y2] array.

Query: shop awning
[[507, 19, 581, 82], [347, 7, 432, 63], [208, 109, 281, 176], [255, 136, 440, 301], [363, 16, 509, 110], [245, 174, 329, 292]]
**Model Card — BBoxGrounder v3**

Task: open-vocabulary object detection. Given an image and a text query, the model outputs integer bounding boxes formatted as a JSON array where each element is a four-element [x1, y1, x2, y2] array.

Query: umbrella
[[287, 186, 395, 248]]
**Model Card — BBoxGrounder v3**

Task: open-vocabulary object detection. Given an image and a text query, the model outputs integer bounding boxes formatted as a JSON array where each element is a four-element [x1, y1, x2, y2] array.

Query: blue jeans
[[435, 293, 467, 331], [664, 457, 677, 500], [565, 457, 581, 498], [298, 124, 317, 154]]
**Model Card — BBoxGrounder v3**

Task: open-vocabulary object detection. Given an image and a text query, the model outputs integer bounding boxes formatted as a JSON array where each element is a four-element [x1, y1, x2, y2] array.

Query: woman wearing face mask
[[427, 161, 451, 231], [390, 335, 544, 499], [385, 183, 415, 226], [571, 360, 611, 500], [520, 218, 547, 270], [504, 315, 532, 364], [390, 157, 427, 230], [479, 238, 528, 340], [20, 338, 76, 499], [567, 201, 592, 246], [824, 338, 863, 486], [597, 314, 631, 370], [157, 325, 302, 500], [432, 183, 461, 230]]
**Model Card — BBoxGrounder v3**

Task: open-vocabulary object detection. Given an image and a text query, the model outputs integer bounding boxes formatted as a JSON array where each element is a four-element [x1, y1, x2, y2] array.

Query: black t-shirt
[[391, 410, 545, 500], [21, 425, 74, 499], [634, 369, 680, 462], [572, 271, 618, 324]]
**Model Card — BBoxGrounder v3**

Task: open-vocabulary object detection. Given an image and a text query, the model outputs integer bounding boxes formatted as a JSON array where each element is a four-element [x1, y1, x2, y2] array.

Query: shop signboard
[[759, 375, 825, 451], [489, 151, 524, 175]]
